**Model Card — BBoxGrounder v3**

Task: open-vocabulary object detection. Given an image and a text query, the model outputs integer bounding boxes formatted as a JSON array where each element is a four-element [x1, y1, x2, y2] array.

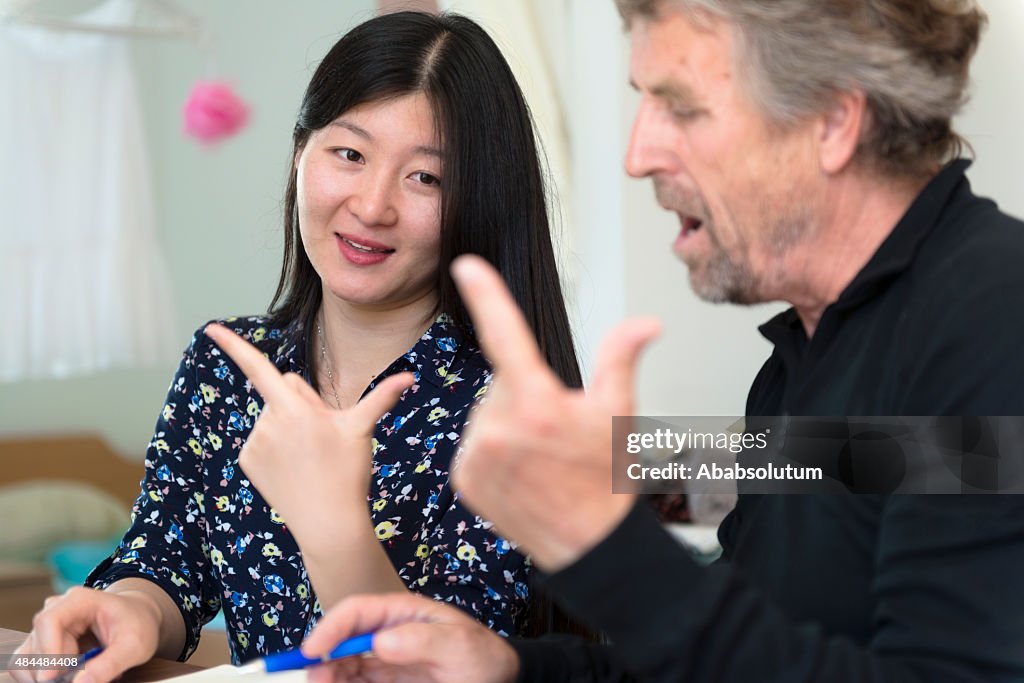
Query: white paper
[[158, 664, 310, 683]]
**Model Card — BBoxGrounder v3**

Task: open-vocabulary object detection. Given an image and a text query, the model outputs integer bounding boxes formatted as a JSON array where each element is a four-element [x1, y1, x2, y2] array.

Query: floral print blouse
[[86, 314, 529, 664]]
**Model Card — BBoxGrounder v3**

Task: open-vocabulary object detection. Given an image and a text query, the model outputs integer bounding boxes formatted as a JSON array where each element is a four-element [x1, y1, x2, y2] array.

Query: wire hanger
[[2, 0, 202, 41]]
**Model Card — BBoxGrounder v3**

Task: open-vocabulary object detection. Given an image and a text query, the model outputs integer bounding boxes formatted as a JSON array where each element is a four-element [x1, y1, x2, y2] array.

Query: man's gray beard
[[654, 181, 762, 304], [688, 247, 760, 304], [656, 182, 813, 305]]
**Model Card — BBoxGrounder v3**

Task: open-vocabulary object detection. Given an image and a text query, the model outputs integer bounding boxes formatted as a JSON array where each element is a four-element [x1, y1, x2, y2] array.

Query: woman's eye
[[337, 148, 363, 163], [412, 171, 441, 187]]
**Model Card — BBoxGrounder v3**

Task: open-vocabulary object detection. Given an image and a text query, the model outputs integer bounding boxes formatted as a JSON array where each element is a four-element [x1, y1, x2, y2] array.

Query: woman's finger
[[347, 373, 415, 429], [205, 324, 293, 407], [283, 372, 325, 408]]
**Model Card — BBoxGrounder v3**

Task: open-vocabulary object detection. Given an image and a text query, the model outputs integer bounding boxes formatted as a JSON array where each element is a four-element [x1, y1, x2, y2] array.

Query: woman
[[13, 11, 581, 679]]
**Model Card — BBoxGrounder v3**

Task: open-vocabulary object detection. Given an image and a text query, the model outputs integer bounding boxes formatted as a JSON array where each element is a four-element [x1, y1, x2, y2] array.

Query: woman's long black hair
[[268, 11, 582, 391], [268, 11, 588, 638]]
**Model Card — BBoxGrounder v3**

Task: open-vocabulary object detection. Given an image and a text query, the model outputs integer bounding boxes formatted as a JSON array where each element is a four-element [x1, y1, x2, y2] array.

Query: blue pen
[[236, 633, 375, 674], [52, 646, 104, 683]]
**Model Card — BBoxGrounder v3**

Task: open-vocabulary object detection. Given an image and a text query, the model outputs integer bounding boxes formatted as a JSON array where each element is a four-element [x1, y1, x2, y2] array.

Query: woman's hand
[[11, 581, 179, 683], [302, 593, 520, 683], [204, 325, 413, 606], [204, 324, 413, 547]]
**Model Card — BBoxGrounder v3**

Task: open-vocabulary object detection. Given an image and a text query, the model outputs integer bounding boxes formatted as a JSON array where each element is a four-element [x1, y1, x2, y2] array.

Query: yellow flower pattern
[[84, 316, 528, 665]]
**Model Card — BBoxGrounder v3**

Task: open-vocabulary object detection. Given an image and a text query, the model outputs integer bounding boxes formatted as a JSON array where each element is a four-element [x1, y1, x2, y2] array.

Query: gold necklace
[[316, 320, 342, 410]]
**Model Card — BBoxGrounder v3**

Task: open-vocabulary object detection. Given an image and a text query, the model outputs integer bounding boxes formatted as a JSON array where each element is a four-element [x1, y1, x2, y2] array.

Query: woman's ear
[[817, 89, 868, 175]]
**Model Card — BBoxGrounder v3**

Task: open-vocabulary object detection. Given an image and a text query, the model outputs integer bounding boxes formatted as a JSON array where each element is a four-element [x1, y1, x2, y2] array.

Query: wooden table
[[0, 628, 202, 682]]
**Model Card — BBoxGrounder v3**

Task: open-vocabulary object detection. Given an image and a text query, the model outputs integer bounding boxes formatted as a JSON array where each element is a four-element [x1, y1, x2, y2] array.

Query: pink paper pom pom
[[183, 81, 250, 145]]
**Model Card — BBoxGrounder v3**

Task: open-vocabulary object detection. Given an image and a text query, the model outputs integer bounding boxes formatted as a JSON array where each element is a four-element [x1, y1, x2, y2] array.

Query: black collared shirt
[[513, 161, 1024, 682]]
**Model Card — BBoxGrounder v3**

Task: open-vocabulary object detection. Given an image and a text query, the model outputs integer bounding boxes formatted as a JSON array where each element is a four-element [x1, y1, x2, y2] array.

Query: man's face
[[625, 10, 821, 304]]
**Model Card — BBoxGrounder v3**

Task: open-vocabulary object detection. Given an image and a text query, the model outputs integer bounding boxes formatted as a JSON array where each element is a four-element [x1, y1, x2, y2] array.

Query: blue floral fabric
[[86, 315, 529, 664]]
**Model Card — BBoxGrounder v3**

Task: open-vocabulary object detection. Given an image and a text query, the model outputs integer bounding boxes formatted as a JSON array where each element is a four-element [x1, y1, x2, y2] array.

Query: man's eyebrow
[[328, 119, 442, 157], [649, 80, 701, 106], [629, 76, 702, 106]]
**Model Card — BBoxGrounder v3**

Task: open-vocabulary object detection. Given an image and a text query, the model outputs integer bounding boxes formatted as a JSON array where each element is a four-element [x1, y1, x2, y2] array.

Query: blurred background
[[0, 0, 1021, 657]]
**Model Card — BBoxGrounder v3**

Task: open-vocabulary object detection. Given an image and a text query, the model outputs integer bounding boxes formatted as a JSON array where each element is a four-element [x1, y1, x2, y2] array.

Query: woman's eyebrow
[[416, 145, 442, 158], [330, 119, 441, 158], [330, 119, 372, 140]]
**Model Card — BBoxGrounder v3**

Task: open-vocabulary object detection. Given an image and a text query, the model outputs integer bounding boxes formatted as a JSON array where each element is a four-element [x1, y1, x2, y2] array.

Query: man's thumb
[[590, 317, 662, 408]]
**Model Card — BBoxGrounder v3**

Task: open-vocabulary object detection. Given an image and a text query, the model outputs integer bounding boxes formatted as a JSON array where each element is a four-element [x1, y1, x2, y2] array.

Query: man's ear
[[818, 89, 867, 174]]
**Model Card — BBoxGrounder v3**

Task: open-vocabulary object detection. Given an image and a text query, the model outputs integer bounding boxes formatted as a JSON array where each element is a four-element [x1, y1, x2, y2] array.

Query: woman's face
[[296, 93, 443, 313]]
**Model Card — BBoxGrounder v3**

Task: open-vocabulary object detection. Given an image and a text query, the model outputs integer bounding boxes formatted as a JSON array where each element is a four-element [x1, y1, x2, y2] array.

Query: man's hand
[[302, 593, 519, 683], [449, 255, 660, 572], [203, 324, 414, 548]]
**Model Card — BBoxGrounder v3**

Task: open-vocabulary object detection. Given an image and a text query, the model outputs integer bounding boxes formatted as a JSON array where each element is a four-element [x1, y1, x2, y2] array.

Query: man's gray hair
[[615, 0, 987, 178]]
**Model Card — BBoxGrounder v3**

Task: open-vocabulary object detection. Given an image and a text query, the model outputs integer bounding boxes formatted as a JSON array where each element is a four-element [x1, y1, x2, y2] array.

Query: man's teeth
[[344, 237, 391, 253]]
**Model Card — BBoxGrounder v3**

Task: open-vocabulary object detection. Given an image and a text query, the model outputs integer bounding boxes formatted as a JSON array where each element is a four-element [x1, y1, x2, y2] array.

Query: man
[[305, 1, 1024, 681], [80, 1, 1024, 682]]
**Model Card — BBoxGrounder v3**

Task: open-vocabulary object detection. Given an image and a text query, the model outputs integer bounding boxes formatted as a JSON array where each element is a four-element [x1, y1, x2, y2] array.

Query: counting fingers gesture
[[448, 256, 661, 571], [203, 324, 414, 548]]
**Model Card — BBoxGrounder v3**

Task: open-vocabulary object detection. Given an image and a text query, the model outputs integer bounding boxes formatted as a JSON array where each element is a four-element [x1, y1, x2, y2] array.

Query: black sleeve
[[512, 500, 1024, 683], [509, 636, 635, 683]]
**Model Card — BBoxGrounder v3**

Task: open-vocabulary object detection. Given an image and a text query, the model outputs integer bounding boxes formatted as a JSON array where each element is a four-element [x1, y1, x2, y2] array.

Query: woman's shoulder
[[185, 315, 300, 364]]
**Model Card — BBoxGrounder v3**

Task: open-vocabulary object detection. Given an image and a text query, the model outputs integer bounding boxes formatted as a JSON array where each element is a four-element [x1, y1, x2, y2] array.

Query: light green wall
[[0, 1, 376, 456]]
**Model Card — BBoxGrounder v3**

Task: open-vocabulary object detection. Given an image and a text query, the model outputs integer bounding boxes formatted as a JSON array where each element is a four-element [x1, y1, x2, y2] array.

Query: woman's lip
[[336, 234, 394, 266], [336, 232, 394, 251]]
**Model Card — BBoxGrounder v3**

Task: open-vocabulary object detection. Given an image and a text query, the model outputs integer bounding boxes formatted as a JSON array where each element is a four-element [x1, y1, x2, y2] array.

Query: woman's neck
[[315, 291, 438, 409]]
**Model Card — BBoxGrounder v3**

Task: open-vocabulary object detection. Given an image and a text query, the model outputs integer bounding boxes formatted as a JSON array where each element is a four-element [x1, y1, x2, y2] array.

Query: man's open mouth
[[682, 216, 704, 237]]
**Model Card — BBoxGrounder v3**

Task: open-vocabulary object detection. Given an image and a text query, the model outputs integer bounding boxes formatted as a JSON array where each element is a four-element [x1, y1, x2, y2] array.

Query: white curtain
[[0, 0, 178, 381]]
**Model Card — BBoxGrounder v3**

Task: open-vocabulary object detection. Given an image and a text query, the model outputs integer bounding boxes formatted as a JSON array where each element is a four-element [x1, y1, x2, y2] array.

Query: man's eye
[[671, 108, 699, 122], [337, 148, 363, 163], [412, 171, 441, 187]]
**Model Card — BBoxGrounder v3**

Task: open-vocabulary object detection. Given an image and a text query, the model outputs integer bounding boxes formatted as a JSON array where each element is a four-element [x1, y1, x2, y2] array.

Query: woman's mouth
[[340, 235, 395, 253], [337, 234, 395, 265]]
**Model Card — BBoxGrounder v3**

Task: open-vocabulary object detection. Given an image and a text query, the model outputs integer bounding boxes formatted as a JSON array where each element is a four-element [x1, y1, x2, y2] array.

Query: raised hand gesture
[[203, 324, 414, 550], [449, 255, 661, 571]]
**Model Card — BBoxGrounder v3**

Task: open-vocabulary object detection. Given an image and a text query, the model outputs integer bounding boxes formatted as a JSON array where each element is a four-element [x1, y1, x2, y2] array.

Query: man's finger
[[590, 317, 662, 409], [370, 621, 454, 667], [450, 255, 548, 379], [348, 373, 415, 428], [309, 655, 364, 683], [302, 593, 447, 658], [204, 324, 291, 407]]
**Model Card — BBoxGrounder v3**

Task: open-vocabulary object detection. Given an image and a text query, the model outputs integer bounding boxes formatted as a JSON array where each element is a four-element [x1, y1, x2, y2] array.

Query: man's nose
[[624, 99, 677, 179], [349, 171, 399, 227]]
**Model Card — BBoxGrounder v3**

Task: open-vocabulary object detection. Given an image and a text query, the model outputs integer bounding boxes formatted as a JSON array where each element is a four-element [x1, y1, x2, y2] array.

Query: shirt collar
[[829, 158, 972, 313], [274, 313, 466, 390], [391, 313, 466, 388], [759, 158, 973, 345]]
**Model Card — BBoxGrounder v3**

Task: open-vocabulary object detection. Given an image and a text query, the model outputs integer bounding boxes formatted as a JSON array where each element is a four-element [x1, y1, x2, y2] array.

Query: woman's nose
[[348, 171, 399, 227]]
